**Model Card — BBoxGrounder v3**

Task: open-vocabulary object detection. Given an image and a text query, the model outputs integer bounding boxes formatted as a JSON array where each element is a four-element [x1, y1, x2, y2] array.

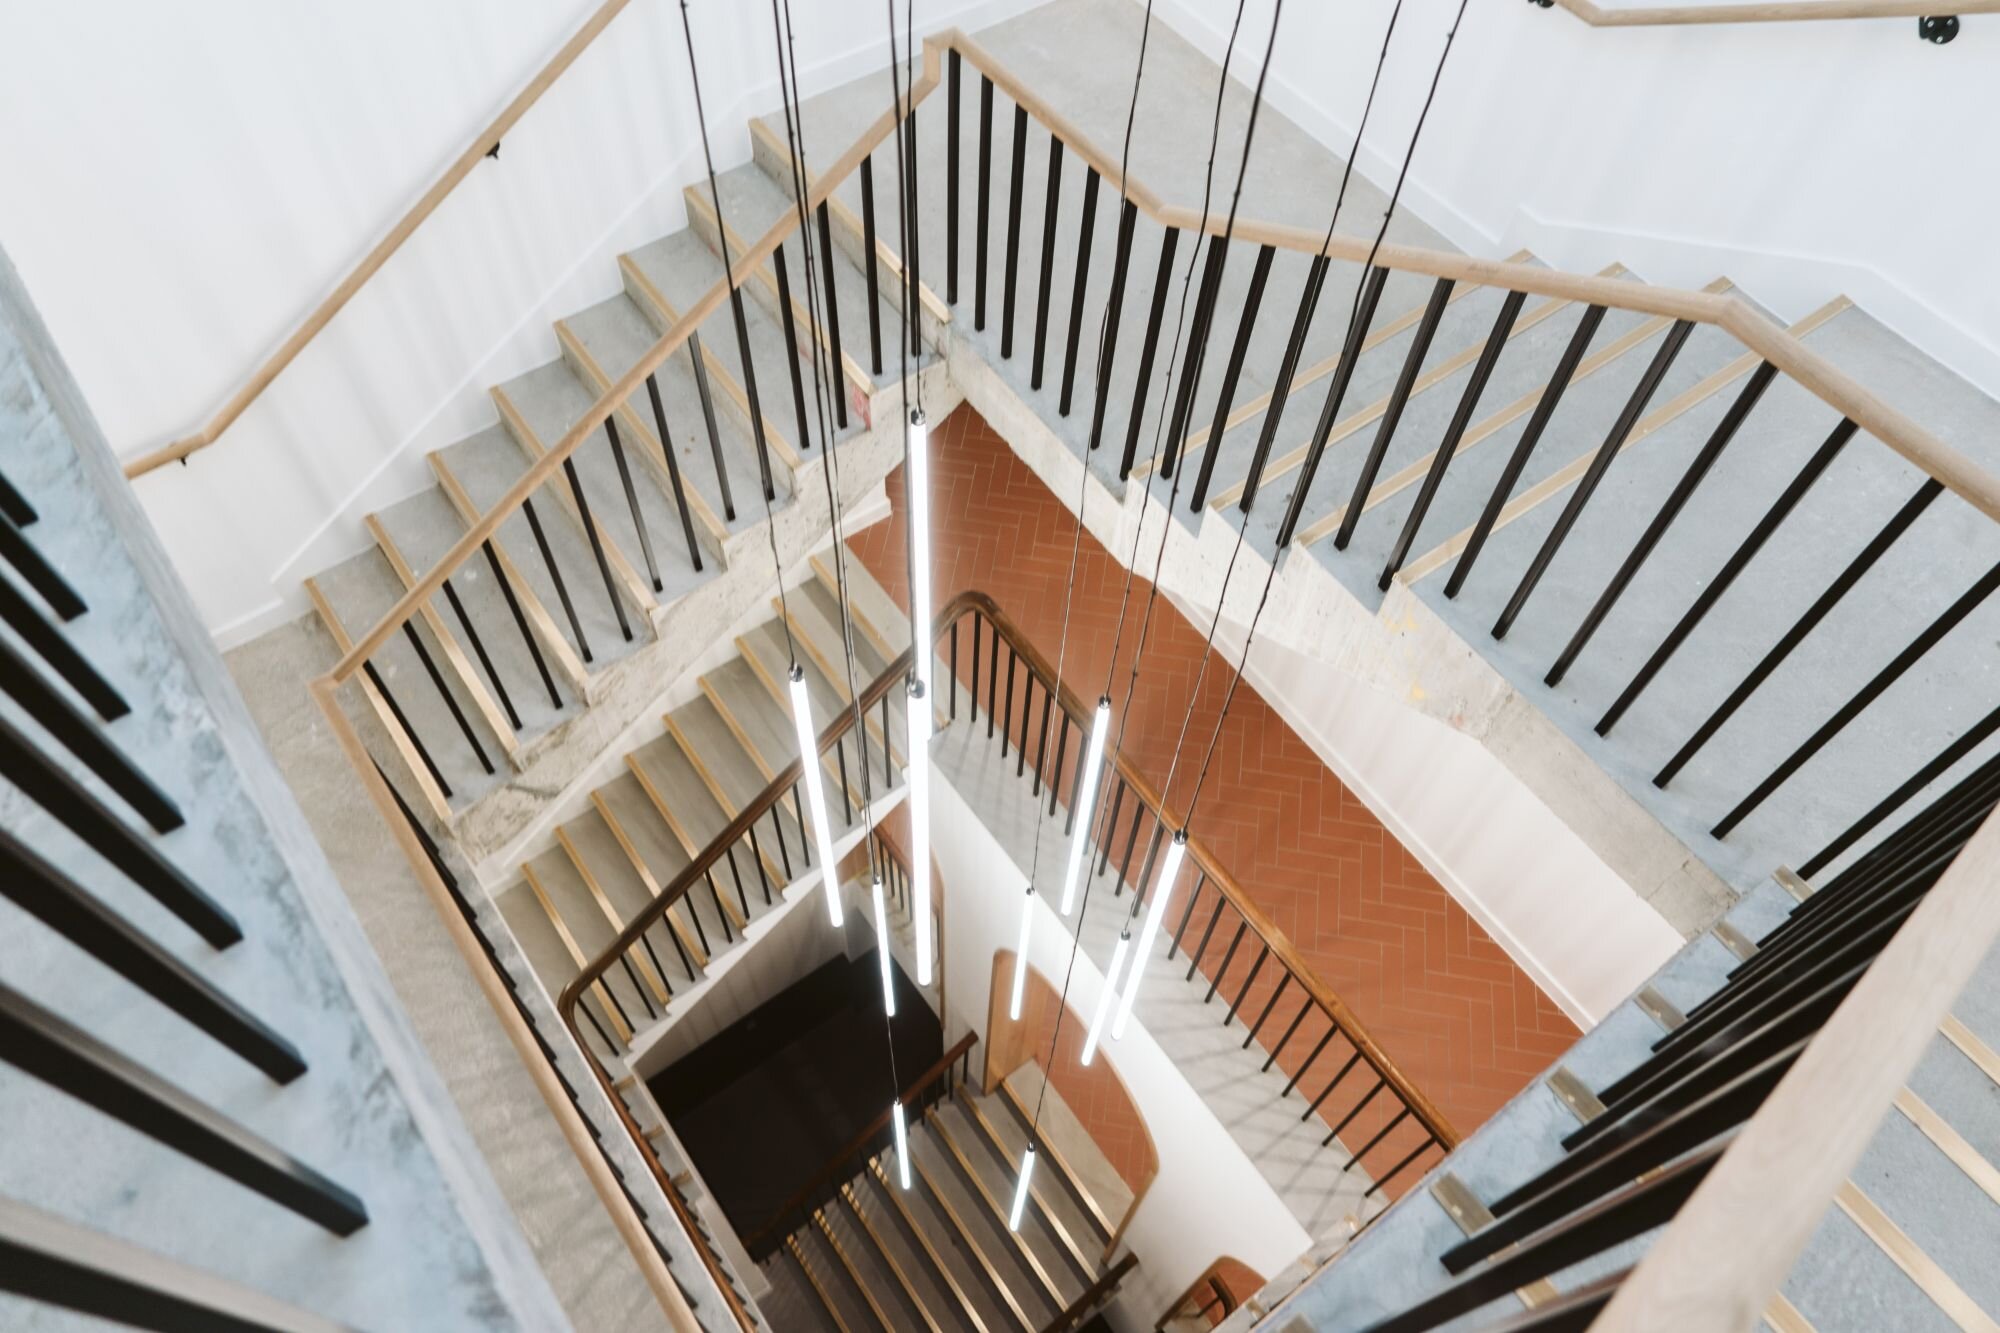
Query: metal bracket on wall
[[1919, 14, 1961, 41]]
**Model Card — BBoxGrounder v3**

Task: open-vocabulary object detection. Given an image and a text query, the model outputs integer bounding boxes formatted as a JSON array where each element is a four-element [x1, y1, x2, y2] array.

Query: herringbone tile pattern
[[849, 407, 1578, 1160]]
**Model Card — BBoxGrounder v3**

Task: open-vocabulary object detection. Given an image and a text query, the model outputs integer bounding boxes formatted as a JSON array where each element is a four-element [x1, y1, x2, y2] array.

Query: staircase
[[763, 0, 2000, 943], [760, 1062, 1134, 1333], [299, 129, 946, 853], [491, 553, 926, 1068]]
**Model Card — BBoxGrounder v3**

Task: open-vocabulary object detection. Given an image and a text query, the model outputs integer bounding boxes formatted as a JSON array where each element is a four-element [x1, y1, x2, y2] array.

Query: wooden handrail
[[1595, 802, 2000, 1329], [739, 1032, 978, 1253], [956, 594, 1463, 1154], [308, 677, 702, 1330], [557, 590, 1454, 1227], [318, 23, 2000, 692], [322, 37, 942, 683], [1554, 0, 2000, 26], [126, 0, 639, 479], [1043, 1251, 1140, 1333], [940, 28, 2000, 527]]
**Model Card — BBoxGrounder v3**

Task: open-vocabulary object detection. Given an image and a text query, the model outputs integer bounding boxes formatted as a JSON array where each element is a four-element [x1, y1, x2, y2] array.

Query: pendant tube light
[[1113, 831, 1188, 1041], [892, 1098, 912, 1190], [906, 678, 933, 985], [872, 876, 896, 1017], [1058, 697, 1114, 917], [790, 664, 844, 928], [1081, 929, 1131, 1067], [1008, 1145, 1037, 1231], [907, 408, 933, 695], [1009, 883, 1034, 1021]]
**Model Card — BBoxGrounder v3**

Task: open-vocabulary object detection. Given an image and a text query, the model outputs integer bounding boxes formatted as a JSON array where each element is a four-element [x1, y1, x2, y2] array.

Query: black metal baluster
[[480, 541, 563, 711], [1274, 265, 1390, 548], [1443, 304, 1607, 599], [976, 76, 993, 331], [1546, 362, 1779, 686], [1000, 648, 1016, 757], [1302, 1050, 1364, 1121], [0, 512, 85, 620], [719, 851, 745, 938], [1281, 1027, 1337, 1097], [947, 50, 961, 305], [601, 417, 661, 594], [1715, 558, 2000, 839], [363, 659, 452, 802], [1000, 104, 1028, 358], [815, 202, 851, 430], [1120, 228, 1182, 480], [792, 783, 811, 864], [1378, 289, 1528, 586], [1030, 138, 1066, 389], [1333, 277, 1455, 549], [1115, 804, 1146, 893], [0, 983, 367, 1235], [1659, 480, 1943, 788], [746, 828, 772, 910], [520, 496, 593, 665], [562, 459, 633, 643], [0, 827, 298, 1080], [986, 618, 1001, 734], [1492, 319, 1695, 639], [1088, 200, 1139, 450], [950, 620, 960, 719], [1260, 992, 1310, 1064], [439, 576, 522, 732], [1224, 944, 1270, 1027], [1366, 1135, 1439, 1197], [836, 737, 855, 822], [1161, 237, 1230, 479], [773, 250, 813, 454], [970, 616, 982, 722], [0, 468, 35, 527], [686, 333, 738, 523], [1130, 822, 1164, 903], [1205, 921, 1248, 1003], [769, 807, 793, 884], [1341, 1104, 1411, 1170], [1801, 712, 2000, 879], [723, 280, 777, 504], [1190, 244, 1277, 510], [1169, 874, 1207, 959], [0, 635, 178, 832], [1057, 168, 1101, 415], [1096, 780, 1126, 876], [0, 569, 124, 719], [1599, 418, 1858, 734], [861, 156, 884, 375], [1185, 898, 1227, 983], [1241, 255, 1330, 512], [881, 692, 894, 787], [1050, 713, 1071, 818], [1027, 686, 1050, 784], [401, 621, 493, 776], [642, 373, 705, 572]]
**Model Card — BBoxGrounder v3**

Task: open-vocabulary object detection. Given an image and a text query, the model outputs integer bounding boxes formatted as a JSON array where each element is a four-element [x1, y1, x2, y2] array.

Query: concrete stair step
[[371, 485, 574, 746], [522, 845, 664, 1042], [930, 1094, 1092, 1312], [435, 424, 645, 676], [839, 1170, 967, 1332], [817, 1192, 932, 1331], [666, 692, 798, 920], [558, 807, 702, 995], [306, 547, 507, 808], [906, 1124, 1062, 1329], [788, 1222, 880, 1332], [868, 1149, 1021, 1333], [564, 286, 781, 545], [626, 731, 751, 950]]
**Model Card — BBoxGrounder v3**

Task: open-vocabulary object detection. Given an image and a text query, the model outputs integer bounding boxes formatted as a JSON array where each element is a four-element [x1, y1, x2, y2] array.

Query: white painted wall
[[0, 0, 1039, 644], [1148, 0, 2000, 404], [931, 756, 1312, 1328], [1176, 590, 1681, 1026]]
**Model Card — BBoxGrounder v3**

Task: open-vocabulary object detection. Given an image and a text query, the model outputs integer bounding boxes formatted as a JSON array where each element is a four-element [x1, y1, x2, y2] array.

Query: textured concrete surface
[[0, 246, 566, 1331]]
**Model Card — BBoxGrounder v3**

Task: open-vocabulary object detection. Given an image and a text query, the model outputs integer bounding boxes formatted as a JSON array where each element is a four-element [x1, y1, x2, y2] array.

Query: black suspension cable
[[1029, 0, 1285, 1147], [679, 0, 799, 672], [1182, 0, 1470, 837]]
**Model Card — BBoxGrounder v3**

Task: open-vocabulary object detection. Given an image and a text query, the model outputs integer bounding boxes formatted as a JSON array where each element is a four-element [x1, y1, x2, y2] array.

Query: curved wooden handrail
[[558, 590, 1456, 1231], [321, 23, 2000, 692], [127, 0, 639, 479], [738, 1032, 977, 1254], [1553, 0, 2000, 26], [322, 38, 941, 683], [941, 28, 2000, 526]]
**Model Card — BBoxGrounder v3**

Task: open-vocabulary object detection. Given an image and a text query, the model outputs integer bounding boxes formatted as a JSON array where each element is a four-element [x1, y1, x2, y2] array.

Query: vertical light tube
[[1057, 697, 1113, 917], [1113, 831, 1187, 1041], [1080, 929, 1131, 1067], [907, 408, 933, 696], [1008, 1145, 1036, 1231], [872, 876, 896, 1017], [790, 665, 844, 928], [1009, 883, 1034, 1021], [906, 678, 933, 986], [892, 1098, 912, 1190]]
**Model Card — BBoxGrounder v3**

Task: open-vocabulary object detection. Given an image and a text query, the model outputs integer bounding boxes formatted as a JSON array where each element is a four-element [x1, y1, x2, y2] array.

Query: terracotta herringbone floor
[[848, 406, 1578, 1192]]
